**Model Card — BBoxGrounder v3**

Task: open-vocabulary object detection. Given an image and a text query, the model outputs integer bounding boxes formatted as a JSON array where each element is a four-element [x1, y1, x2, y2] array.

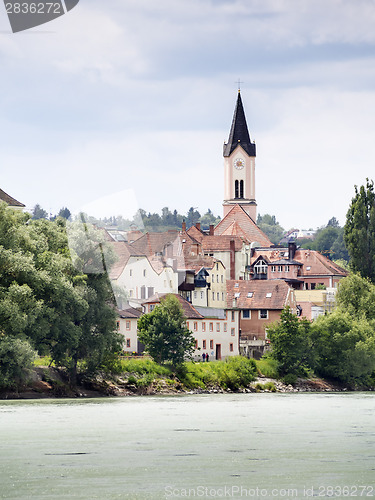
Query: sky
[[1, 0, 375, 231]]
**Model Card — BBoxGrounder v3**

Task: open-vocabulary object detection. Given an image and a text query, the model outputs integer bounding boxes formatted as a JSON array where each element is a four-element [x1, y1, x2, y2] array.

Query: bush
[[0, 337, 37, 391], [282, 373, 297, 385]]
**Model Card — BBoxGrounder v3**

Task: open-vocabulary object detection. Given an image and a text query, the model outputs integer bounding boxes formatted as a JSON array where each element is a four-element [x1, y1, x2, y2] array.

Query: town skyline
[[2, 1, 375, 229]]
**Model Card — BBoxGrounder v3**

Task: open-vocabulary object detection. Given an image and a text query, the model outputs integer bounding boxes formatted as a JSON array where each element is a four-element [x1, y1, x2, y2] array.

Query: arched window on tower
[[240, 180, 244, 199], [235, 180, 239, 199]]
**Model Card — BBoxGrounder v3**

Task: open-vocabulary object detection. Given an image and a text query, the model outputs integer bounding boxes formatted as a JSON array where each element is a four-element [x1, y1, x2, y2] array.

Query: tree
[[186, 207, 201, 228], [344, 179, 375, 281], [58, 207, 71, 220], [310, 310, 375, 384], [267, 307, 311, 376], [32, 204, 48, 220], [0, 337, 36, 391], [256, 213, 285, 245], [137, 295, 195, 367]]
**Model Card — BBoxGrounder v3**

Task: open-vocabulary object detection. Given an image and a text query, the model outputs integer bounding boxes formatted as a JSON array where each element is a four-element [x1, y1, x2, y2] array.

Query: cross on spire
[[236, 78, 244, 91]]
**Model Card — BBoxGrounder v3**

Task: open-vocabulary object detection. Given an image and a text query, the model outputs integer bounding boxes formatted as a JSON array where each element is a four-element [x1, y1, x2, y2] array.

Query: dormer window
[[234, 283, 239, 288], [247, 292, 253, 298], [234, 292, 241, 298], [266, 293, 272, 298], [254, 260, 267, 275]]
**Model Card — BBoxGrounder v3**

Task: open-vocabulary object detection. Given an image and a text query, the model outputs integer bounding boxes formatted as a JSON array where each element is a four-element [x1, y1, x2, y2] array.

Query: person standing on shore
[[206, 353, 209, 362], [202, 353, 206, 362]]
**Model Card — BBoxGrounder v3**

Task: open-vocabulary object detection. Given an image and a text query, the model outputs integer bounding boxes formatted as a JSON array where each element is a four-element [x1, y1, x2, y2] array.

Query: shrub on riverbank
[[178, 357, 257, 391]]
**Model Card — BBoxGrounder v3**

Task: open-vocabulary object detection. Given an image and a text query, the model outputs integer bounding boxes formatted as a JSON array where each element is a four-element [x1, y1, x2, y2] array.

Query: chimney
[[230, 239, 236, 280], [288, 241, 296, 260], [182, 221, 186, 232], [209, 224, 214, 236], [195, 222, 201, 231]]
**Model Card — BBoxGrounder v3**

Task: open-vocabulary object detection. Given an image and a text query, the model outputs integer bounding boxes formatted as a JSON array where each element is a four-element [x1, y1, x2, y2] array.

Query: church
[[110, 90, 347, 359]]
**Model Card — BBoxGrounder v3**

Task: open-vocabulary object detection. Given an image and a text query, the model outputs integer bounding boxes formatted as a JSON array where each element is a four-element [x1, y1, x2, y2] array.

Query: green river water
[[0, 393, 374, 500]]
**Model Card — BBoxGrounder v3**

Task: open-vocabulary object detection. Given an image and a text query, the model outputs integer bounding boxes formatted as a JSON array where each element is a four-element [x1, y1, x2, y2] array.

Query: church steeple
[[223, 91, 257, 221], [223, 91, 256, 157]]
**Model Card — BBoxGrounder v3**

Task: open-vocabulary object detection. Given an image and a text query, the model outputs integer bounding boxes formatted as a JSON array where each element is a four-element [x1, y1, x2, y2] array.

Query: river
[[0, 393, 374, 499]]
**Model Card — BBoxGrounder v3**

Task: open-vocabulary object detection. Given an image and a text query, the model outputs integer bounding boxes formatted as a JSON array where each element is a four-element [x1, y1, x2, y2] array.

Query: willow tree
[[344, 179, 375, 282]]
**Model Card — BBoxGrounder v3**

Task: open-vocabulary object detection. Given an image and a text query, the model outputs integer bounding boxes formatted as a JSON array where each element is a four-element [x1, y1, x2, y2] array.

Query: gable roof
[[109, 242, 144, 280], [227, 279, 292, 310], [223, 92, 256, 157], [214, 204, 271, 246], [118, 306, 142, 319], [142, 293, 204, 319], [0, 188, 25, 207]]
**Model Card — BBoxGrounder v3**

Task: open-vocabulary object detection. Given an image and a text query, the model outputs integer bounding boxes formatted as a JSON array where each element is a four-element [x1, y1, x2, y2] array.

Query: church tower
[[223, 91, 257, 221]]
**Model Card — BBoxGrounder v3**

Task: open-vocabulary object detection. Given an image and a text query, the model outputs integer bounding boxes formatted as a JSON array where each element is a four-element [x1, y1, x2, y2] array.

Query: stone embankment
[[0, 367, 350, 399]]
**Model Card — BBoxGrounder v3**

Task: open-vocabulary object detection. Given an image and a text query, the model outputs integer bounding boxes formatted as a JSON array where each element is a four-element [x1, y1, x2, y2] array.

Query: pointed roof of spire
[[223, 91, 256, 157]]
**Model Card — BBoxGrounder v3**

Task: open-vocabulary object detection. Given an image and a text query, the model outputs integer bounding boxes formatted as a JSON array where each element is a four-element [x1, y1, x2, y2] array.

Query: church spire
[[223, 91, 256, 157]]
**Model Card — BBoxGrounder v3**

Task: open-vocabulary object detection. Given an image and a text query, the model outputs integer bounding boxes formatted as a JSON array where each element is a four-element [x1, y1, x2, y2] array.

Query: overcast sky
[[1, 0, 375, 230]]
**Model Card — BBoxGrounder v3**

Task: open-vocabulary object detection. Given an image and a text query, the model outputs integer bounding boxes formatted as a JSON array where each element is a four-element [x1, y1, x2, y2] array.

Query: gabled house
[[227, 279, 296, 358], [117, 306, 143, 354], [0, 188, 25, 210], [142, 293, 240, 361]]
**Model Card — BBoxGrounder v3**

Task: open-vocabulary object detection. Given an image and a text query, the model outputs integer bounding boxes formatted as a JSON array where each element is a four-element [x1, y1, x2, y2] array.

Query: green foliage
[[138, 295, 195, 367], [301, 218, 348, 261], [32, 204, 48, 220], [267, 307, 311, 376], [104, 357, 172, 377], [257, 213, 285, 245], [282, 373, 297, 385], [311, 311, 375, 384], [180, 357, 256, 390], [0, 204, 121, 386], [255, 357, 279, 379], [0, 337, 37, 391], [344, 179, 375, 281]]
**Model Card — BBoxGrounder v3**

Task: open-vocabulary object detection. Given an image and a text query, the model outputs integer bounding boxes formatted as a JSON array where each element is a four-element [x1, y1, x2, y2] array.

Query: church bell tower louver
[[223, 91, 257, 221]]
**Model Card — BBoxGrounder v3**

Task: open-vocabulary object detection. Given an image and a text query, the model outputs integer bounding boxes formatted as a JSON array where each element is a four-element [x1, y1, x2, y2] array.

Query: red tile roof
[[109, 242, 144, 280], [202, 235, 244, 252], [142, 293, 204, 319], [226, 279, 292, 310], [118, 306, 142, 319], [215, 205, 271, 247]]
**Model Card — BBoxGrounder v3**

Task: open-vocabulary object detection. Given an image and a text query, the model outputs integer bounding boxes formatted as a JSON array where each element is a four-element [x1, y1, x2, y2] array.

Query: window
[[201, 291, 204, 299], [210, 340, 214, 349], [194, 291, 197, 299], [243, 310, 250, 319], [231, 311, 235, 321], [170, 280, 173, 288], [202, 340, 206, 349], [271, 266, 276, 273], [222, 292, 224, 301], [306, 266, 311, 271], [130, 269, 133, 276], [217, 275, 219, 283], [129, 290, 133, 297], [195, 339, 198, 349], [266, 293, 272, 298], [216, 323, 220, 332], [143, 269, 146, 277], [254, 260, 267, 274], [231, 328, 235, 336], [239, 180, 244, 199], [247, 292, 253, 298], [209, 322, 213, 332], [278, 265, 282, 272], [141, 286, 146, 299], [235, 179, 239, 198], [193, 322, 197, 331], [234, 283, 239, 288], [126, 321, 131, 330], [311, 283, 316, 290], [285, 265, 290, 272], [116, 321, 120, 330], [216, 263, 219, 271], [230, 343, 234, 352], [187, 321, 190, 329], [217, 292, 220, 301], [259, 309, 268, 319], [202, 322, 206, 332], [164, 280, 167, 287], [126, 339, 131, 348], [224, 323, 227, 332], [212, 292, 215, 301], [147, 287, 154, 298], [221, 275, 224, 283]]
